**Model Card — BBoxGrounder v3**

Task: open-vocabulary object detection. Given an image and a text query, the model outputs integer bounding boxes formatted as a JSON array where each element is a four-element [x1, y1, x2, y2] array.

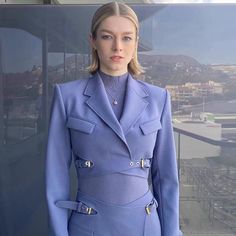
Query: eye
[[101, 35, 113, 40], [123, 36, 132, 41]]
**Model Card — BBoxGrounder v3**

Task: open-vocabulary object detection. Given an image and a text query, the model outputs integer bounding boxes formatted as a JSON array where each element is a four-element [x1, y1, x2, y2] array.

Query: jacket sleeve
[[45, 84, 72, 236], [151, 90, 182, 236]]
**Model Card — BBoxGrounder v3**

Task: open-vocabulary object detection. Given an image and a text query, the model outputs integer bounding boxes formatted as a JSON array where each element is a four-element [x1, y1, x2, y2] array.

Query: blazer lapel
[[84, 72, 149, 156], [120, 73, 149, 135], [84, 72, 127, 145]]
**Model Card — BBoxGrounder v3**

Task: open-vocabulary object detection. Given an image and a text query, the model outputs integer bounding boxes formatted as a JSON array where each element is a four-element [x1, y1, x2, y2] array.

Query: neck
[[99, 69, 128, 77], [98, 69, 128, 88], [99, 70, 128, 77]]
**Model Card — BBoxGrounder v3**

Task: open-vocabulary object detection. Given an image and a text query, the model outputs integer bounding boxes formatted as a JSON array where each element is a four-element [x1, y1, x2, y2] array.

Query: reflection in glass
[[0, 4, 236, 236], [1, 29, 42, 144]]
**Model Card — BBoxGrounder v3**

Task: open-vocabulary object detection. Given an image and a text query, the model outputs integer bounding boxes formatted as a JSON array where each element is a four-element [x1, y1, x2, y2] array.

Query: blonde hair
[[86, 1, 145, 76]]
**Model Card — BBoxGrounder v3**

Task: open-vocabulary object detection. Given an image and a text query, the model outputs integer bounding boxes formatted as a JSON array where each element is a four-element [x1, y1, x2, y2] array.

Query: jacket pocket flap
[[139, 119, 162, 135], [66, 117, 95, 134]]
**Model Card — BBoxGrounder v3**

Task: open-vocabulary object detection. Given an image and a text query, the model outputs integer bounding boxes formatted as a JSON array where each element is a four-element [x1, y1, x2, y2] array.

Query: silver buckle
[[85, 161, 92, 167], [145, 199, 155, 215]]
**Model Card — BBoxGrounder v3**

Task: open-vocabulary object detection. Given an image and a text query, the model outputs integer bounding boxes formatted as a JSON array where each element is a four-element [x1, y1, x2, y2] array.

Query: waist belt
[[75, 158, 151, 169], [56, 200, 97, 215], [56, 197, 158, 216]]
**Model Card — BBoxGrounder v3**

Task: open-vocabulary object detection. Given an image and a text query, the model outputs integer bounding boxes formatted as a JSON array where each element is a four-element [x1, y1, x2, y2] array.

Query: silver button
[[130, 161, 134, 166], [136, 161, 140, 166]]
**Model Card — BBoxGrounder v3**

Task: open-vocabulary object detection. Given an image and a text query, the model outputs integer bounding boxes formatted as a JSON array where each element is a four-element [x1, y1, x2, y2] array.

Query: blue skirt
[[68, 189, 161, 236]]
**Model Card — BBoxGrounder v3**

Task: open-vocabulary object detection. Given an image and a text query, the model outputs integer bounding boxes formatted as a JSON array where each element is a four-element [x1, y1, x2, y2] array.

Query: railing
[[174, 126, 236, 234]]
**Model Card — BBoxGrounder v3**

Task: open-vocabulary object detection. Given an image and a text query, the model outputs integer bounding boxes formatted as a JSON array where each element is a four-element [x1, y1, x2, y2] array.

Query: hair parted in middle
[[86, 1, 145, 76]]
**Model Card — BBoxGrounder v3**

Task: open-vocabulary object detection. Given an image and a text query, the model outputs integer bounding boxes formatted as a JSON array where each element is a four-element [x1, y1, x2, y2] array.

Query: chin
[[111, 65, 127, 71]]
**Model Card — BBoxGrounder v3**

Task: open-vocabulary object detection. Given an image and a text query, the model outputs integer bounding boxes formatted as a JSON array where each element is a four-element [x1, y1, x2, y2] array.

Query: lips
[[111, 56, 124, 62]]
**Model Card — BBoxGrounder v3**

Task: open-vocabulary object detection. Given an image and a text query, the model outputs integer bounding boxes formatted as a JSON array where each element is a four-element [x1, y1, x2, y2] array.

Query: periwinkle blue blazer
[[46, 72, 181, 236]]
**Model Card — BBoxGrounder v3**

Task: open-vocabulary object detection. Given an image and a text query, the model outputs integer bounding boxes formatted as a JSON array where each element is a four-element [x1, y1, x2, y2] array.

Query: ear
[[89, 33, 96, 50]]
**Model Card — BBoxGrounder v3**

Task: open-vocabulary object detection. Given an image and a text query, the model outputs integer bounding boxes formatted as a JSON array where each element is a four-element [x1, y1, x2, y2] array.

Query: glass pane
[[0, 4, 236, 236], [1, 28, 42, 144]]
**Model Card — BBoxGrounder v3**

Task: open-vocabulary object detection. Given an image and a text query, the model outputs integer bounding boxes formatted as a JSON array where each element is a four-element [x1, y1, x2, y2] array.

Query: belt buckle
[[80, 202, 96, 215], [86, 207, 92, 215], [85, 161, 92, 168], [145, 199, 154, 215], [141, 159, 145, 168], [145, 206, 151, 215]]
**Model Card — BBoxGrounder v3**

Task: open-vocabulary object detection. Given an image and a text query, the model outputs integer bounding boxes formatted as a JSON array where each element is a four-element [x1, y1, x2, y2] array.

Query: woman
[[46, 2, 182, 236]]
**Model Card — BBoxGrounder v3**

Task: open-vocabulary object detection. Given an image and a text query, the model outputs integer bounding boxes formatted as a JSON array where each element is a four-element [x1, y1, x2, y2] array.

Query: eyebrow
[[100, 29, 134, 35]]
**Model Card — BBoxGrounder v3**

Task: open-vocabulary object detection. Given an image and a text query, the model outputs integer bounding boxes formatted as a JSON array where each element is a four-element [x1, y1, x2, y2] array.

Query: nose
[[112, 37, 122, 52]]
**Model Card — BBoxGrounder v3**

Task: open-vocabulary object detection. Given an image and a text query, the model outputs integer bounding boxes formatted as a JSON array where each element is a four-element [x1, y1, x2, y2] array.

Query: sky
[[1, 4, 236, 73], [145, 5, 236, 64]]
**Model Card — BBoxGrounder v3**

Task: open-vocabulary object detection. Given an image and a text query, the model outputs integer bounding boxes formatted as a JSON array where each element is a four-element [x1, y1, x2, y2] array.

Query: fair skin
[[90, 15, 138, 76]]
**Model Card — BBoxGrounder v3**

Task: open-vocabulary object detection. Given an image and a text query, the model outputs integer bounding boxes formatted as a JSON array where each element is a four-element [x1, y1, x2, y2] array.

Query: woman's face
[[90, 15, 138, 76]]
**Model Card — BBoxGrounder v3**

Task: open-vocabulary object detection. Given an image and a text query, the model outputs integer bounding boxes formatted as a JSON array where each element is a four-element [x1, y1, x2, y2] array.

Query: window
[[0, 4, 235, 235]]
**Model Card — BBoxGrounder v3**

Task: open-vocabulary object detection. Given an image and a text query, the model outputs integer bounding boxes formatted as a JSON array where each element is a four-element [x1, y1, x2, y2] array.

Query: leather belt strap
[[56, 198, 157, 216], [75, 158, 151, 169], [56, 200, 97, 215]]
